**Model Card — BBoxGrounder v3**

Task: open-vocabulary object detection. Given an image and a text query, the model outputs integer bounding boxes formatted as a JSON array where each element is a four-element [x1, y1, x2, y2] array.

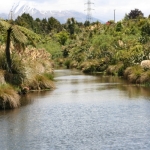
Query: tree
[[15, 13, 34, 30], [127, 8, 144, 19], [55, 31, 69, 45], [66, 18, 76, 35], [34, 18, 43, 34], [47, 17, 62, 32], [123, 13, 129, 20], [15, 14, 42, 34], [0, 19, 40, 72], [41, 18, 48, 34], [141, 21, 150, 36], [84, 20, 90, 27], [116, 22, 123, 32]]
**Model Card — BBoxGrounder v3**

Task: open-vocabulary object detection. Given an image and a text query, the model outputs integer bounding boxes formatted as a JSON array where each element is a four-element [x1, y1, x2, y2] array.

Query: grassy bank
[[0, 84, 20, 109], [0, 45, 54, 109]]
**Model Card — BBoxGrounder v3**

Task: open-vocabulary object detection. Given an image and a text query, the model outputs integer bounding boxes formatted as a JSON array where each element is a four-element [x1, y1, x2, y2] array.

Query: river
[[0, 69, 150, 150]]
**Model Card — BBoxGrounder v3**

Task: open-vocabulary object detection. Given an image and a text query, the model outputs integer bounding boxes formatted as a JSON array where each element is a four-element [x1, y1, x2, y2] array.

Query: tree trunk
[[5, 28, 12, 72]]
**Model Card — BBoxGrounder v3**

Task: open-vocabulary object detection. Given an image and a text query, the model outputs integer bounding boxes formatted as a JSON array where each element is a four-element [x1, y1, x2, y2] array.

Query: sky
[[0, 0, 150, 22]]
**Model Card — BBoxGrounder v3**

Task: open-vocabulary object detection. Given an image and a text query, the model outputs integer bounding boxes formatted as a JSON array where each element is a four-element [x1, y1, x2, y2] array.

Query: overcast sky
[[0, 0, 150, 22]]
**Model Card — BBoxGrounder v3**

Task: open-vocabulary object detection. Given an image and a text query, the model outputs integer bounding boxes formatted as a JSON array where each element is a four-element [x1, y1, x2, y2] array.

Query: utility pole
[[85, 0, 94, 22], [114, 9, 116, 23], [8, 10, 14, 22], [8, 3, 15, 20], [8, 10, 13, 21], [10, 11, 13, 20]]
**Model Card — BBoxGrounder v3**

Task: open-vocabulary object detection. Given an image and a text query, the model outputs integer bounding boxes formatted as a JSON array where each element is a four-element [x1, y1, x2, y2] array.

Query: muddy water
[[0, 69, 150, 150]]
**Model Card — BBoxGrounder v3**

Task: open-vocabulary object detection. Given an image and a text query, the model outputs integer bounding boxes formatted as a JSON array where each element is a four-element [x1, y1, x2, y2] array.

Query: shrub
[[124, 65, 143, 83], [55, 31, 69, 45], [106, 63, 124, 76], [26, 74, 54, 90], [70, 60, 78, 69], [139, 70, 150, 84], [0, 84, 20, 109], [79, 59, 104, 73], [116, 22, 123, 32], [141, 21, 150, 36], [64, 59, 71, 69], [43, 73, 54, 81], [37, 39, 62, 59]]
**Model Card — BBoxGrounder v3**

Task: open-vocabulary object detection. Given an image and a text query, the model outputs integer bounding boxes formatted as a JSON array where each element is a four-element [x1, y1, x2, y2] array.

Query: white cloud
[[35, 0, 85, 12], [92, 0, 150, 21], [0, 0, 16, 13], [0, 0, 150, 22]]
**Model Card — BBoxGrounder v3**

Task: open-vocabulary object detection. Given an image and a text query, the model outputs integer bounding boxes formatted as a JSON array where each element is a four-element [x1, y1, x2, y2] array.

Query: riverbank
[[52, 18, 150, 87], [0, 46, 54, 109], [56, 57, 150, 87], [1, 69, 150, 150]]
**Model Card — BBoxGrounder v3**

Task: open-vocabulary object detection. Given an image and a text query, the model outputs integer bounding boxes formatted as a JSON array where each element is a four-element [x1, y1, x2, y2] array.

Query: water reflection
[[0, 69, 150, 150], [20, 90, 54, 106]]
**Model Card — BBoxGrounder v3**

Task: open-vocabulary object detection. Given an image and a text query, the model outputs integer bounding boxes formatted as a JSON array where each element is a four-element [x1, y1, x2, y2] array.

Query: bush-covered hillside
[[1, 8, 150, 109]]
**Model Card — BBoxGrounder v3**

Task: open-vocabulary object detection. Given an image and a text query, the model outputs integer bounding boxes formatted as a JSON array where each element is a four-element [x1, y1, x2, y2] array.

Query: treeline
[[15, 13, 62, 34], [12, 8, 150, 35], [13, 13, 91, 35]]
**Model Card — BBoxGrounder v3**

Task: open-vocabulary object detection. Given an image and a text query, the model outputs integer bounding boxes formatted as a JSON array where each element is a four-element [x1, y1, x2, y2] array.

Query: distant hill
[[0, 13, 8, 19], [0, 1, 104, 23]]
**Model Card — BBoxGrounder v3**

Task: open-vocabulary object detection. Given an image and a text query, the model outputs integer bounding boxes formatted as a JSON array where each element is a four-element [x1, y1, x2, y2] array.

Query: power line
[[84, 0, 94, 22]]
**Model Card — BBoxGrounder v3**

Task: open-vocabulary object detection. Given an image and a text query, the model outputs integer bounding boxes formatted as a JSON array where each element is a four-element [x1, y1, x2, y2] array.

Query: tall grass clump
[[79, 60, 99, 73], [69, 60, 78, 69], [124, 65, 143, 83], [139, 70, 150, 85], [106, 63, 124, 76], [0, 70, 6, 84], [43, 73, 54, 81], [64, 59, 71, 69], [25, 74, 55, 91], [0, 84, 20, 109]]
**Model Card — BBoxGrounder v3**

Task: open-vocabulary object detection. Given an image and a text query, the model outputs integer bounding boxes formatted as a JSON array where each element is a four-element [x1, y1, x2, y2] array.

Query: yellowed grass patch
[[0, 84, 20, 109]]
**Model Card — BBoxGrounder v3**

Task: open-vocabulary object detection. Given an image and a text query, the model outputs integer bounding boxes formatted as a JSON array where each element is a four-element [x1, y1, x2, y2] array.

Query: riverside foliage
[[0, 18, 54, 109], [1, 9, 150, 108], [38, 9, 150, 86]]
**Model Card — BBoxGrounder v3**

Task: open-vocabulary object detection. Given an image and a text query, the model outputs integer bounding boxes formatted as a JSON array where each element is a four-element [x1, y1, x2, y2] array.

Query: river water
[[0, 69, 150, 150]]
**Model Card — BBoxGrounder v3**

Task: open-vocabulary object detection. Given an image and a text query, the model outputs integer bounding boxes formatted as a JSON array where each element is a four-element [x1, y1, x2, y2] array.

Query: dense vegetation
[[1, 8, 150, 109], [0, 16, 55, 109]]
